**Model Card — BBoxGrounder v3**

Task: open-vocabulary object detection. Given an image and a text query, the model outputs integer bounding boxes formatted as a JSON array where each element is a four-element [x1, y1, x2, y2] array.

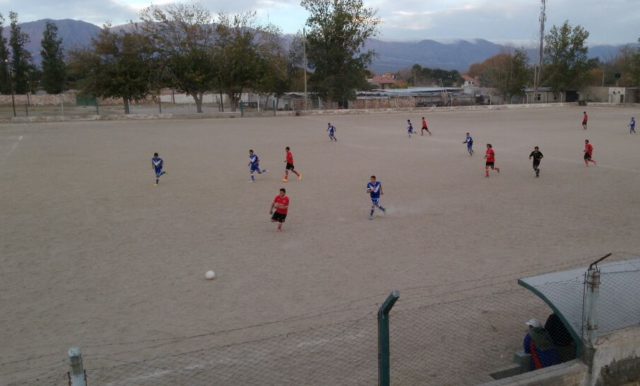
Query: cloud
[[1, 0, 139, 25], [2, 0, 639, 44]]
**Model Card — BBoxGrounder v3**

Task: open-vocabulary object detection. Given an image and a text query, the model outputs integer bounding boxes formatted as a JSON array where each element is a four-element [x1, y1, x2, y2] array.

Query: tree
[[301, 0, 380, 107], [140, 3, 218, 113], [607, 42, 640, 87], [40, 21, 66, 94], [632, 38, 640, 86], [287, 33, 308, 92], [395, 64, 461, 87], [543, 21, 591, 95], [0, 14, 11, 95], [215, 12, 261, 111], [253, 28, 290, 110], [69, 26, 153, 114], [468, 50, 530, 102], [9, 11, 34, 94]]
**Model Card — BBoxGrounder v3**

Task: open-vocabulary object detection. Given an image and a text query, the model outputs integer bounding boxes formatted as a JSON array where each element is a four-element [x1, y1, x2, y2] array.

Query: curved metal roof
[[518, 257, 640, 356]]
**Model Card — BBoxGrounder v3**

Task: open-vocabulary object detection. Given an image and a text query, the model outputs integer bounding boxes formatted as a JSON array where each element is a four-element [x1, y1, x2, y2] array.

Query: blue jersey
[[328, 125, 336, 134], [631, 119, 636, 129], [249, 154, 260, 167], [367, 181, 382, 199], [465, 136, 473, 146], [407, 123, 414, 133], [152, 157, 163, 171]]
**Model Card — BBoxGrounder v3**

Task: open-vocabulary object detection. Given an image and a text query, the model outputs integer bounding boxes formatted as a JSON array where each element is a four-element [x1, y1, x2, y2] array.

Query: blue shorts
[[250, 165, 261, 173], [154, 167, 163, 177], [371, 197, 380, 205]]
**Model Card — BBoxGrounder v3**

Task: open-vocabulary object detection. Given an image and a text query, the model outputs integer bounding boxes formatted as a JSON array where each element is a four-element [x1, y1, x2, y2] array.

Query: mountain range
[[2, 19, 631, 74]]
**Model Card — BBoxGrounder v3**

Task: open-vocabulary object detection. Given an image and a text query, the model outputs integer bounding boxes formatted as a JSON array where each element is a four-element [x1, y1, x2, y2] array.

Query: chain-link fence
[[6, 254, 639, 386], [585, 259, 640, 337], [6, 282, 548, 386], [0, 89, 481, 121]]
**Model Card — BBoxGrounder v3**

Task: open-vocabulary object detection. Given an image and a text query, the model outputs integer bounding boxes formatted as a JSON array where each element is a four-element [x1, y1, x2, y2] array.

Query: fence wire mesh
[[6, 283, 549, 386], [593, 262, 640, 336], [6, 254, 640, 386]]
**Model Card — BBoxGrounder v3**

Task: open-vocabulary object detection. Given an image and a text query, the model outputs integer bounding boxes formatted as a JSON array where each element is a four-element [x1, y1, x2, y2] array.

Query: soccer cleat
[[282, 178, 288, 182], [298, 173, 303, 181]]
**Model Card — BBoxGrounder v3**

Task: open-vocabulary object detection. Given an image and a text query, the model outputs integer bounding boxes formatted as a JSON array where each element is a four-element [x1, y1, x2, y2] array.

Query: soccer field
[[2, 105, 640, 384]]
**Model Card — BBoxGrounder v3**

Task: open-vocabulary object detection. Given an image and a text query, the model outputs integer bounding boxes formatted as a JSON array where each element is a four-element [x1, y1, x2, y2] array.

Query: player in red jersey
[[484, 144, 500, 177], [584, 139, 596, 166], [582, 112, 588, 130], [283, 146, 302, 182], [421, 116, 432, 136], [270, 188, 290, 231]]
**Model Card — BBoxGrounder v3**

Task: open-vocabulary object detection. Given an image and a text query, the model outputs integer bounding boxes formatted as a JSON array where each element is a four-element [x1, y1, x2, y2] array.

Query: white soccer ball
[[205, 270, 216, 280]]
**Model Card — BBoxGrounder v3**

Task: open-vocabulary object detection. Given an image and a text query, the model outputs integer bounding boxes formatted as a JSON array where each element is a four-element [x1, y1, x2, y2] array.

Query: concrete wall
[[590, 327, 640, 385], [0, 92, 76, 106], [480, 326, 640, 386], [480, 360, 588, 386]]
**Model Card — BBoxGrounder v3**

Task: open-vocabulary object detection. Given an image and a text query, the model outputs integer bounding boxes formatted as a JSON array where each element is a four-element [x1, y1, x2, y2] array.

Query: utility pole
[[533, 0, 547, 101], [302, 28, 308, 111]]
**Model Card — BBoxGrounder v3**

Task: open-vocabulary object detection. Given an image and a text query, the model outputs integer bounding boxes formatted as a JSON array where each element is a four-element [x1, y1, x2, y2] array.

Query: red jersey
[[585, 143, 593, 155], [286, 151, 294, 164], [486, 148, 495, 163], [273, 195, 289, 214], [422, 118, 429, 128], [582, 114, 588, 124]]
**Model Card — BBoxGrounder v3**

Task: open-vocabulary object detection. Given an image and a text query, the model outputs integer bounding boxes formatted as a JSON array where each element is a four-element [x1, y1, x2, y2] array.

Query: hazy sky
[[2, 0, 638, 45]]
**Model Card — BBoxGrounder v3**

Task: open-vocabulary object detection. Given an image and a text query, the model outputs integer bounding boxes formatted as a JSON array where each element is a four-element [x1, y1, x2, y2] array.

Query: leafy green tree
[[468, 50, 530, 102], [140, 3, 218, 113], [397, 64, 461, 87], [69, 26, 153, 114], [301, 0, 380, 108], [0, 14, 11, 95], [215, 12, 284, 111], [215, 12, 262, 111], [623, 38, 640, 86], [253, 29, 290, 110], [633, 39, 640, 86], [543, 21, 591, 94], [40, 21, 66, 94], [9, 11, 34, 94]]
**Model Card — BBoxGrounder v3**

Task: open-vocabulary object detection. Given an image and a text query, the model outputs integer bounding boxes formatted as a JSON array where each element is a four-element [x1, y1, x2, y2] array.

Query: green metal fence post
[[68, 347, 87, 386], [378, 290, 399, 386]]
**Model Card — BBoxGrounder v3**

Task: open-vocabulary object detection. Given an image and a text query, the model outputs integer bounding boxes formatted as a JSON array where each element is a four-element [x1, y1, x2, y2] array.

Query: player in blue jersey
[[152, 152, 166, 185], [366, 175, 386, 220], [248, 149, 267, 182], [629, 117, 636, 134], [407, 120, 414, 138], [327, 123, 337, 141], [463, 132, 474, 155]]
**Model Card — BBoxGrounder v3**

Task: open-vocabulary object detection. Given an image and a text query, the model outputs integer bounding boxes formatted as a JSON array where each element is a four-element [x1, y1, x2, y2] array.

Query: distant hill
[[2, 19, 101, 65], [2, 19, 634, 74], [365, 38, 507, 73]]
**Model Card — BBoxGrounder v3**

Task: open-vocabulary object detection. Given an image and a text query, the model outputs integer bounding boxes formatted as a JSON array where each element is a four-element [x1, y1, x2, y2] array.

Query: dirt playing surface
[[2, 105, 640, 384]]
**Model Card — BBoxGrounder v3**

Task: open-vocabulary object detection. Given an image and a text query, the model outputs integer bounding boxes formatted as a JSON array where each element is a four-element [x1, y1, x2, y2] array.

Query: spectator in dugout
[[523, 318, 561, 370], [544, 313, 577, 362]]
